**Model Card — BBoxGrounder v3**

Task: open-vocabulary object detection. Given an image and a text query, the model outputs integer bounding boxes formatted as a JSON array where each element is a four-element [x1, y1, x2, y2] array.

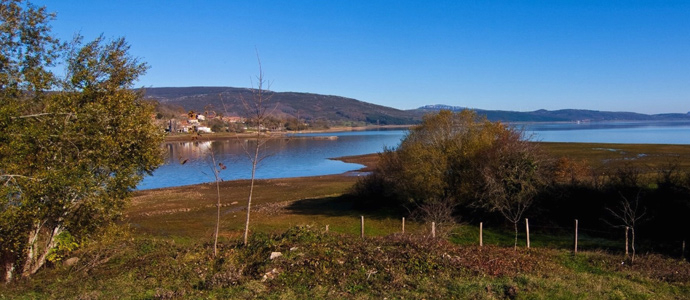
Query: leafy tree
[[364, 110, 502, 213], [356, 109, 551, 241], [476, 129, 551, 249], [0, 0, 163, 282]]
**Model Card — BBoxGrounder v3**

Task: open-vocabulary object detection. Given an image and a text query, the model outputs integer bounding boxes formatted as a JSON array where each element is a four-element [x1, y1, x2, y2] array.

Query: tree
[[202, 143, 226, 258], [239, 56, 277, 246], [477, 129, 551, 249], [606, 190, 646, 262], [358, 110, 504, 219], [355, 109, 551, 242], [355, 110, 505, 223], [0, 1, 163, 282]]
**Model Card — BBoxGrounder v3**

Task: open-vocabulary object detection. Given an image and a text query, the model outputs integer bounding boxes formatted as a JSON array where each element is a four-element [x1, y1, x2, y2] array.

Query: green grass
[[4, 144, 690, 298], [2, 226, 688, 299]]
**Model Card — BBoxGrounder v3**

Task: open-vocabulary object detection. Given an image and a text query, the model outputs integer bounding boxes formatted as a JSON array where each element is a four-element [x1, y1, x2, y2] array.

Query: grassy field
[[127, 142, 690, 243], [540, 142, 690, 169], [3, 226, 688, 299], [3, 142, 690, 299]]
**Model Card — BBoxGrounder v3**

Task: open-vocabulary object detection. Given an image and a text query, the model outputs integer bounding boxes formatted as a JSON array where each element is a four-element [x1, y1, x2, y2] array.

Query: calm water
[[138, 121, 690, 190], [137, 130, 404, 190], [521, 121, 690, 144]]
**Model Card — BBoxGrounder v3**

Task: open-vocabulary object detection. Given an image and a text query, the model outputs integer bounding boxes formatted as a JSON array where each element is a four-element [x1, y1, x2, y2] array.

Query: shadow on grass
[[285, 194, 404, 220]]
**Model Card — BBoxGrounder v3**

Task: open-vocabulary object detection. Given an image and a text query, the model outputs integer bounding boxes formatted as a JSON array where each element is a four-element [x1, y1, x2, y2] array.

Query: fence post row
[[525, 218, 530, 249], [431, 222, 436, 238], [360, 216, 364, 238], [348, 216, 675, 259], [479, 222, 483, 247], [574, 219, 578, 254]]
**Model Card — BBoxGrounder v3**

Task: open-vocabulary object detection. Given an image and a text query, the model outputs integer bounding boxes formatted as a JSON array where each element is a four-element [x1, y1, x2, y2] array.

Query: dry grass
[[539, 142, 690, 170], [127, 143, 690, 242], [127, 174, 361, 239]]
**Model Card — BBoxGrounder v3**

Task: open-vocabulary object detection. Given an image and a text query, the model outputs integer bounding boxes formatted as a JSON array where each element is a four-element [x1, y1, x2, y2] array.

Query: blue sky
[[34, 0, 690, 114]]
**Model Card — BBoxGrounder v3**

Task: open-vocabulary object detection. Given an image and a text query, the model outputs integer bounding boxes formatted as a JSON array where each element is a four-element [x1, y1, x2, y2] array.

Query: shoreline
[[134, 153, 379, 193], [137, 141, 690, 193], [163, 125, 412, 142]]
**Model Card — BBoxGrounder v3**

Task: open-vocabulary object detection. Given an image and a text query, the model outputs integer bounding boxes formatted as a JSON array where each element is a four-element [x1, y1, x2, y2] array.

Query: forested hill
[[416, 105, 690, 122], [143, 87, 419, 125], [143, 87, 690, 124]]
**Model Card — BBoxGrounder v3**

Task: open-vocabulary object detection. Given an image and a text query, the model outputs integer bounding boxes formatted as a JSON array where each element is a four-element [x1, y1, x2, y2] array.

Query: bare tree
[[239, 55, 278, 246], [410, 200, 459, 238], [208, 148, 226, 258], [178, 139, 226, 258], [606, 190, 646, 262]]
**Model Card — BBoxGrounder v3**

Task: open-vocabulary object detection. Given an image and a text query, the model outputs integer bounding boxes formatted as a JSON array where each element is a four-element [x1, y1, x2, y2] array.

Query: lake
[[137, 121, 690, 190]]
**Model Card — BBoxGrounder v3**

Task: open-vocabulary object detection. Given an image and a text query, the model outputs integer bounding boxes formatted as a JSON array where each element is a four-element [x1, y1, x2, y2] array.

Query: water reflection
[[139, 122, 690, 190], [138, 131, 406, 190]]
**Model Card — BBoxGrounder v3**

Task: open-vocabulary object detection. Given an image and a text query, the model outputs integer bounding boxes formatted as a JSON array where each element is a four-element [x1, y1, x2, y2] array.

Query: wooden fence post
[[525, 218, 530, 249], [574, 219, 578, 254], [625, 226, 629, 258], [325, 225, 329, 233], [431, 222, 436, 238], [361, 216, 364, 238], [402, 217, 405, 234], [479, 222, 483, 247]]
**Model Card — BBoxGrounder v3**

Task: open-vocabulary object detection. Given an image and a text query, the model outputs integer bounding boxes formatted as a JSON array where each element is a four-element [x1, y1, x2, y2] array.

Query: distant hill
[[143, 87, 690, 124], [143, 87, 419, 125], [416, 105, 690, 122]]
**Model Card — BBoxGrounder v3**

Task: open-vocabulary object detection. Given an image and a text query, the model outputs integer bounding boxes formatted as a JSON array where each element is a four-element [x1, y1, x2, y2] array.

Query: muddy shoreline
[[163, 125, 411, 142]]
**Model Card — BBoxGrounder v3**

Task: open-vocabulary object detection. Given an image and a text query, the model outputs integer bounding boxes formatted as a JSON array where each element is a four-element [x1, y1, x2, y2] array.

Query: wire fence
[[347, 216, 688, 260]]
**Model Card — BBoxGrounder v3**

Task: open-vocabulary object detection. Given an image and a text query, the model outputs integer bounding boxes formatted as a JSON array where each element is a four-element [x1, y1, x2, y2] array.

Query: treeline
[[352, 110, 690, 257]]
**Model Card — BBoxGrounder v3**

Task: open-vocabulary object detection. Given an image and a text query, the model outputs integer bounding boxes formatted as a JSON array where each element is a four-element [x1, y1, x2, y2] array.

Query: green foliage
[[354, 109, 550, 228], [46, 231, 79, 263], [0, 0, 163, 281], [477, 128, 551, 226], [356, 110, 496, 207]]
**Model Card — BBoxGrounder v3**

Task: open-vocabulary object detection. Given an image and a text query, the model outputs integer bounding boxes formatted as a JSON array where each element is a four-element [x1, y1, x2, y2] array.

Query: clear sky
[[33, 0, 690, 114]]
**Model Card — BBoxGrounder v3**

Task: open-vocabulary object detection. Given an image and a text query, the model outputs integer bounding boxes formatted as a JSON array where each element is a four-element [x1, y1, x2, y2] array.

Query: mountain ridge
[[144, 86, 418, 125], [417, 104, 690, 122], [143, 87, 690, 124]]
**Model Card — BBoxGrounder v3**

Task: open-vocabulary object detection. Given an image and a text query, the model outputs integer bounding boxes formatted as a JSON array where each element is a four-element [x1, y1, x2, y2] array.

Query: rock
[[269, 252, 282, 260], [64, 257, 79, 267], [261, 268, 280, 282]]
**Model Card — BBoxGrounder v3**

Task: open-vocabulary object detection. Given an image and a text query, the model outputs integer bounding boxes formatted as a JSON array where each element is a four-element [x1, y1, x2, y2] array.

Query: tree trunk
[[514, 221, 518, 250], [22, 225, 61, 278], [214, 177, 221, 257], [631, 227, 636, 262], [625, 226, 629, 258], [21, 224, 41, 277], [28, 226, 61, 276], [243, 144, 260, 246], [2, 260, 14, 284]]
